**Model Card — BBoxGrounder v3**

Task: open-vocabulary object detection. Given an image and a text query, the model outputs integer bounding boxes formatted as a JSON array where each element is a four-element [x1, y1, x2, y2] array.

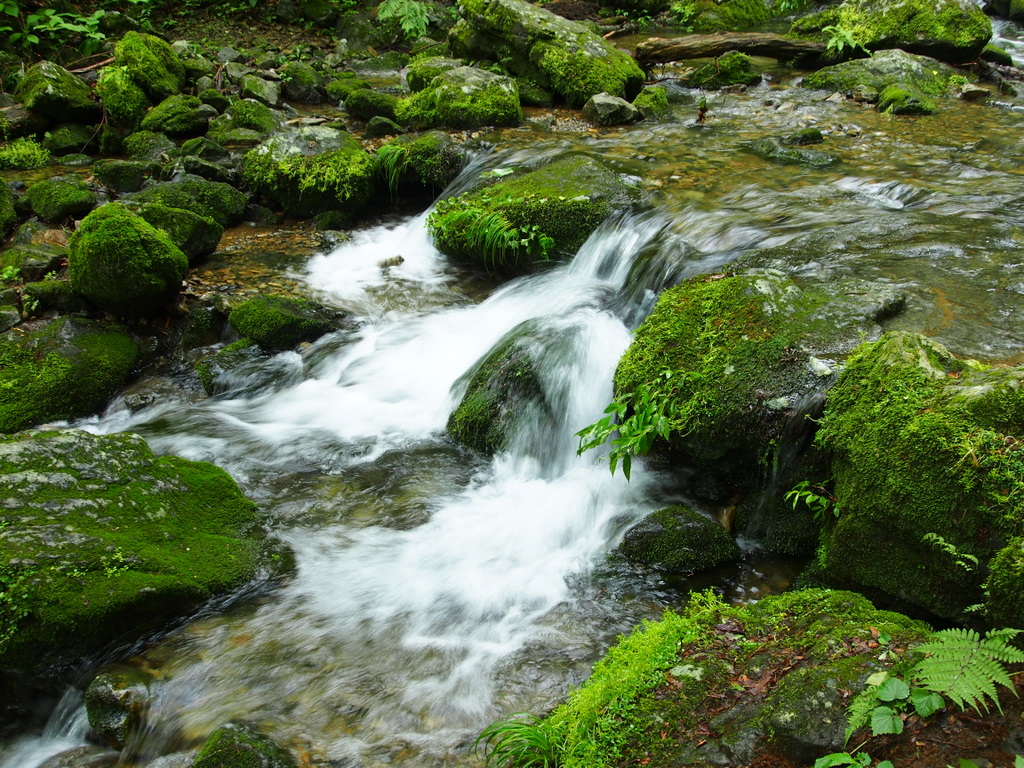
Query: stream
[[3, 49, 1024, 768]]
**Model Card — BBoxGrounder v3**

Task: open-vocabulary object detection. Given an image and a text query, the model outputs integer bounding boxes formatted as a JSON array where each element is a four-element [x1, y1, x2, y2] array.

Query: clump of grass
[[474, 713, 562, 768], [0, 137, 51, 170]]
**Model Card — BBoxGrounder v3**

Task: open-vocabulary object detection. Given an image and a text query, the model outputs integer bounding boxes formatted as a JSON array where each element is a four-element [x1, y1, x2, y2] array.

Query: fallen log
[[635, 33, 827, 68]]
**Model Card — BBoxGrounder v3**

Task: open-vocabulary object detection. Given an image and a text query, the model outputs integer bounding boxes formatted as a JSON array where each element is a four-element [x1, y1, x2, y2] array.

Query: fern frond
[[844, 685, 880, 743], [914, 628, 1024, 714]]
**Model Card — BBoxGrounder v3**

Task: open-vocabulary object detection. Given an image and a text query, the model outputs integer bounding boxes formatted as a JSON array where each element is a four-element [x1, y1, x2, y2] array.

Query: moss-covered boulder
[[667, 0, 775, 33], [41, 123, 98, 156], [632, 85, 670, 120], [406, 56, 465, 91], [113, 31, 186, 103], [427, 154, 634, 273], [344, 88, 400, 122], [16, 61, 101, 123], [22, 279, 91, 314], [802, 49, 956, 104], [139, 94, 211, 138], [126, 178, 248, 228], [815, 332, 1024, 621], [228, 294, 344, 351], [133, 202, 223, 262], [375, 131, 467, 201], [0, 318, 139, 434], [239, 74, 282, 108], [240, 126, 376, 220], [791, 0, 991, 65], [876, 83, 937, 115], [0, 428, 268, 673], [123, 130, 177, 161], [683, 50, 761, 89], [96, 66, 150, 128], [280, 61, 326, 104], [396, 66, 522, 130], [538, 589, 927, 767], [447, 331, 545, 453], [23, 176, 98, 223], [93, 159, 160, 193], [449, 0, 644, 107], [193, 723, 296, 768], [325, 76, 371, 103], [619, 505, 740, 572], [207, 98, 284, 147], [68, 203, 188, 316]]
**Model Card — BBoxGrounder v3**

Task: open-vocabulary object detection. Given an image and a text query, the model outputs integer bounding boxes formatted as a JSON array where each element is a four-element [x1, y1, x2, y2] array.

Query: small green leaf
[[813, 754, 859, 768], [870, 706, 903, 735], [910, 688, 944, 718], [864, 671, 888, 687], [877, 678, 910, 702]]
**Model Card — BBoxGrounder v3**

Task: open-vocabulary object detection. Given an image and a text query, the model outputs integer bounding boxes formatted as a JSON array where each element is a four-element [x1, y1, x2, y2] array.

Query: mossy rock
[[790, 0, 991, 65], [126, 178, 248, 227], [0, 428, 268, 673], [516, 77, 553, 107], [23, 176, 98, 224], [41, 123, 98, 156], [0, 317, 139, 434], [406, 56, 465, 91], [746, 137, 838, 166], [85, 666, 152, 750], [239, 74, 281, 108], [682, 51, 761, 89], [618, 505, 740, 572], [207, 98, 285, 147], [427, 154, 634, 274], [16, 61, 101, 123], [446, 330, 545, 453], [97, 66, 150, 128], [192, 723, 296, 768], [199, 88, 231, 112], [123, 130, 177, 161], [94, 159, 161, 193], [22, 279, 91, 314], [876, 83, 937, 115], [179, 137, 231, 162], [325, 76, 371, 102], [363, 116, 405, 139], [0, 243, 65, 282], [68, 203, 188, 316], [396, 66, 522, 130], [228, 294, 345, 351], [114, 31, 186, 103], [0, 184, 15, 239], [139, 94, 210, 138], [581, 93, 641, 126], [802, 50, 956, 103], [195, 339, 265, 395], [449, 0, 644, 107], [632, 85, 670, 120], [280, 61, 326, 104], [988, 537, 1024, 628], [240, 126, 376, 220], [816, 331, 1024, 621], [542, 589, 928, 767], [344, 89, 400, 122], [132, 202, 223, 262], [375, 130, 467, 200]]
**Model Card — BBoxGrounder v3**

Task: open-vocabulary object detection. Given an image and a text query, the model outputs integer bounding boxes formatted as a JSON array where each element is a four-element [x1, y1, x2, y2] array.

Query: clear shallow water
[[5, 61, 1024, 767]]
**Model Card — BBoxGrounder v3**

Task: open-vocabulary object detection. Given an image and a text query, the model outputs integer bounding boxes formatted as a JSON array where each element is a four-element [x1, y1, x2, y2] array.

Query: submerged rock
[[0, 429, 269, 673], [449, 0, 644, 107], [192, 723, 296, 768], [746, 136, 838, 166]]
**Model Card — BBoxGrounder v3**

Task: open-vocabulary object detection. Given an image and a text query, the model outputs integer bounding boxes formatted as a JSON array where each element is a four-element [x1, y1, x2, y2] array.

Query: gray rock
[[216, 45, 246, 63], [582, 92, 641, 126], [37, 746, 119, 768], [0, 305, 19, 332], [85, 665, 153, 750], [240, 74, 282, 107]]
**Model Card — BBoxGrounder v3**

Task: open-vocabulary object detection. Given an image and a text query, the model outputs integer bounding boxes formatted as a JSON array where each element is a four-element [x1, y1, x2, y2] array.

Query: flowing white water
[[34, 210, 676, 766]]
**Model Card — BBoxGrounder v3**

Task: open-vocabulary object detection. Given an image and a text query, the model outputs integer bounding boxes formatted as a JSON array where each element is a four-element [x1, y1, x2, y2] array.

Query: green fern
[[914, 628, 1024, 714], [378, 0, 429, 40]]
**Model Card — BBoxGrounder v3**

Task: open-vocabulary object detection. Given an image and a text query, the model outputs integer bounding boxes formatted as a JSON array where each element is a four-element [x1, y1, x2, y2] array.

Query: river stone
[[207, 99, 285, 147], [139, 94, 211, 138], [582, 92, 641, 126], [84, 665, 152, 750], [802, 49, 956, 103], [376, 131, 467, 201], [37, 746, 120, 768], [125, 177, 248, 228], [816, 331, 1024, 621], [448, 0, 644, 107], [790, 0, 991, 65], [0, 305, 19, 332], [23, 176, 98, 224], [228, 294, 346, 351], [396, 67, 522, 130], [16, 61, 101, 123], [280, 61, 326, 103], [746, 137, 838, 166], [41, 123, 97, 156], [22, 280, 91, 314], [93, 159, 161, 193], [405, 56, 465, 92], [363, 116, 405, 138], [240, 74, 282, 107], [176, 155, 235, 185], [0, 428, 268, 674], [0, 243, 66, 282], [618, 505, 740, 572], [192, 723, 297, 768]]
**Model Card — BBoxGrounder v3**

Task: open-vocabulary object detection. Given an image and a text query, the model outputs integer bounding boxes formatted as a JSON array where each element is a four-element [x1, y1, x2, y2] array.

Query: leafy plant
[[0, 137, 51, 170], [815, 752, 893, 768], [575, 368, 684, 480], [822, 24, 871, 59], [785, 480, 838, 522], [844, 627, 1024, 743], [1, 265, 19, 282], [0, 564, 33, 649], [474, 713, 562, 768], [922, 532, 979, 573], [378, 0, 429, 41]]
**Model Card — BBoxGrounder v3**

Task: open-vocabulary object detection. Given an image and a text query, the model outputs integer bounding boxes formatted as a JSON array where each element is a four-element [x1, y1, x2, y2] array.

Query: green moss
[[0, 429, 264, 670], [632, 85, 669, 120], [127, 179, 248, 228], [193, 723, 296, 768], [396, 67, 522, 130], [114, 31, 186, 102], [97, 66, 150, 127], [877, 83, 937, 115], [684, 51, 761, 89], [68, 203, 188, 316], [669, 0, 772, 33], [344, 89, 399, 121], [376, 131, 466, 198], [0, 181, 15, 238], [22, 279, 91, 314], [427, 155, 627, 273], [133, 202, 223, 261], [207, 98, 282, 146], [0, 318, 139, 434], [123, 130, 177, 161], [815, 332, 1023, 620], [802, 49, 956, 98], [16, 61, 100, 123], [139, 94, 209, 137], [24, 176, 97, 224], [0, 138, 50, 171], [41, 124, 97, 156], [240, 130, 375, 219], [198, 88, 231, 112], [94, 159, 160, 193], [618, 505, 740, 571], [228, 295, 341, 351], [542, 589, 926, 768], [279, 60, 326, 103], [325, 77, 371, 102], [988, 537, 1024, 628], [406, 56, 464, 91], [533, 42, 641, 108], [447, 333, 544, 453]]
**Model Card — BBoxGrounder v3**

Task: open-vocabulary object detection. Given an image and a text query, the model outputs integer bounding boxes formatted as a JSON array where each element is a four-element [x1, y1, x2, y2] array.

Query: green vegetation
[[396, 67, 522, 130], [113, 30, 186, 103], [378, 0, 429, 41], [0, 137, 50, 170], [24, 176, 97, 223], [228, 295, 341, 351]]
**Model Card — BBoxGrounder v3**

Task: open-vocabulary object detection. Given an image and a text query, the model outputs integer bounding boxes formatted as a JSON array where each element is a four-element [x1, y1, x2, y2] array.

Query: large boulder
[[139, 94, 211, 138], [427, 154, 636, 274], [542, 589, 928, 767], [396, 66, 522, 130], [0, 428, 268, 673], [449, 0, 644, 107], [802, 49, 957, 105], [791, 0, 991, 65], [96, 66, 150, 128], [0, 318, 139, 434], [375, 131, 467, 202], [240, 126, 376, 220], [112, 31, 186, 103], [131, 202, 223, 262], [15, 62, 100, 123], [816, 332, 1024, 621], [23, 176, 98, 224], [125, 178, 248, 228], [405, 56, 465, 92], [68, 203, 189, 316]]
